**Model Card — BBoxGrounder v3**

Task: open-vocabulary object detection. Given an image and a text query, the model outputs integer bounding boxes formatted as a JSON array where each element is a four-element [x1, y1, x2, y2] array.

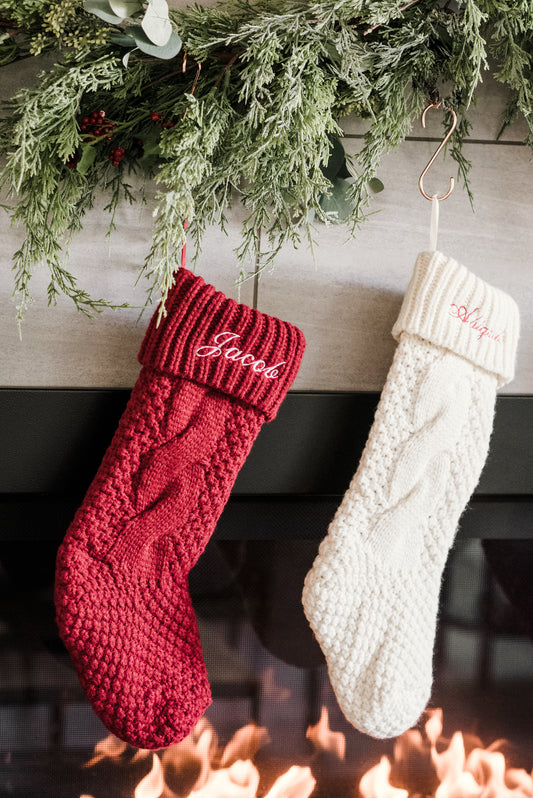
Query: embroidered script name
[[449, 304, 503, 342], [195, 332, 286, 378]]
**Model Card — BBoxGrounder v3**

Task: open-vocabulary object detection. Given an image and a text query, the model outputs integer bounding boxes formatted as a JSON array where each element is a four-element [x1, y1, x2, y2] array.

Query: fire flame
[[81, 718, 315, 798], [306, 706, 346, 761], [83, 733, 128, 767], [361, 708, 533, 798], [135, 753, 164, 798], [80, 707, 533, 798]]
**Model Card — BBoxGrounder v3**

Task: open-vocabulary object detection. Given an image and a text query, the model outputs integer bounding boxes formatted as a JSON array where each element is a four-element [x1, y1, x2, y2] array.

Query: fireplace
[[1, 389, 532, 797]]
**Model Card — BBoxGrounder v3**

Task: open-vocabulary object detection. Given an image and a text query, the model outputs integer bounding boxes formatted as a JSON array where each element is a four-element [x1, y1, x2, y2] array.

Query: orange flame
[[189, 758, 260, 797], [134, 754, 164, 798], [220, 723, 271, 768], [83, 733, 128, 767], [80, 707, 532, 798], [360, 708, 533, 798], [360, 757, 408, 798], [263, 766, 316, 798], [306, 707, 346, 761], [81, 715, 318, 798]]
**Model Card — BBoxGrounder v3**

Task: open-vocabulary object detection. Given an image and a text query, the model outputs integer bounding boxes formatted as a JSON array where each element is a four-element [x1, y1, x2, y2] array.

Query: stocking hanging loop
[[418, 102, 458, 201]]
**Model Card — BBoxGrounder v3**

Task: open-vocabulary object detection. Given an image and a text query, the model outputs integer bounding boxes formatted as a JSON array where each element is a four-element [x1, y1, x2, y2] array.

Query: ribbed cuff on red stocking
[[139, 270, 306, 421]]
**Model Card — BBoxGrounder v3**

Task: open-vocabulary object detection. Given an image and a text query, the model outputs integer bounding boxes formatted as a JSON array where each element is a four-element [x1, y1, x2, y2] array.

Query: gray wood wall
[[1, 58, 531, 393]]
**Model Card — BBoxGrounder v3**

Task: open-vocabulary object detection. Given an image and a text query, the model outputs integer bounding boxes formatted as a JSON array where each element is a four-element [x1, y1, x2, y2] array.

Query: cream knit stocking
[[302, 251, 519, 740]]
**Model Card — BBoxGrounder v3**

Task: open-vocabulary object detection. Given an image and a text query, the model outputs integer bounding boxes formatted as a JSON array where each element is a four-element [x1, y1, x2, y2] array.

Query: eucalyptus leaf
[[321, 136, 346, 181], [368, 177, 385, 193], [109, 33, 137, 46], [77, 144, 97, 176], [337, 161, 351, 179], [108, 0, 142, 17], [83, 0, 124, 24], [141, 0, 172, 46], [319, 178, 355, 223], [139, 127, 165, 168], [129, 26, 182, 59], [141, 127, 164, 158]]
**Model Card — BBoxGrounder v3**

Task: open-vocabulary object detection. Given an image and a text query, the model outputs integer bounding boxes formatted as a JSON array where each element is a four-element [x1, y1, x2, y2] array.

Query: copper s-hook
[[418, 102, 458, 202]]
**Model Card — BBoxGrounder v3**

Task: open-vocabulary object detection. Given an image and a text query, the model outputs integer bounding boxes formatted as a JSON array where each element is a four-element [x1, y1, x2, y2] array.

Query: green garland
[[0, 0, 532, 322]]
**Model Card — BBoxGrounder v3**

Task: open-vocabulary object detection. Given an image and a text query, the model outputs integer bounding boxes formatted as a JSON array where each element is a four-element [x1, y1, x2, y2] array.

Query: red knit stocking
[[55, 269, 305, 750]]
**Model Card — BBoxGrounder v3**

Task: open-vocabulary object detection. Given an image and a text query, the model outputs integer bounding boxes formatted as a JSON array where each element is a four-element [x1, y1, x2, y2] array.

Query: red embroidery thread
[[449, 304, 503, 342]]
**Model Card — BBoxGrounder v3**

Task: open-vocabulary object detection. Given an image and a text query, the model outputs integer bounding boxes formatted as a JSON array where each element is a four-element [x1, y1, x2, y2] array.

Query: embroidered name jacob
[[195, 332, 286, 379]]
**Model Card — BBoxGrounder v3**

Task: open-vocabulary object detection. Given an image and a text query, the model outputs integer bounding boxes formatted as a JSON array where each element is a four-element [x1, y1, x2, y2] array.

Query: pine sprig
[[0, 0, 532, 320], [1, 55, 125, 317], [143, 88, 233, 316]]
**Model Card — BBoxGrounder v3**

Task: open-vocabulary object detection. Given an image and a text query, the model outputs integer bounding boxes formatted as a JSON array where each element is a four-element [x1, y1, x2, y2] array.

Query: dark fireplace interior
[[1, 389, 532, 798]]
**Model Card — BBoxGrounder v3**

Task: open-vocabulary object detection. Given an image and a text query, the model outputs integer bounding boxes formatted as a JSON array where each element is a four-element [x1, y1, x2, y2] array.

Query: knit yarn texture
[[55, 269, 305, 750], [302, 251, 519, 740]]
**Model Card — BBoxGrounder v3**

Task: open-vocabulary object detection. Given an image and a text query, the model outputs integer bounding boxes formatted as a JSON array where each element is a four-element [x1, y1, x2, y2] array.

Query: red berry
[[109, 146, 125, 165], [151, 112, 161, 122]]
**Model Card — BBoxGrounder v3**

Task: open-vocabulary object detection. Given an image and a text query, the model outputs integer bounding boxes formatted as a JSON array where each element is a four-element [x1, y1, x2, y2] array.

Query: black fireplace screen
[[1, 390, 532, 798]]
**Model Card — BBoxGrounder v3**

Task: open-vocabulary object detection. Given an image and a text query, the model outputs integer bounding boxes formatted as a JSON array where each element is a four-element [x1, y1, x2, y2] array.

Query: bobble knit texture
[[55, 269, 305, 750], [302, 251, 519, 740]]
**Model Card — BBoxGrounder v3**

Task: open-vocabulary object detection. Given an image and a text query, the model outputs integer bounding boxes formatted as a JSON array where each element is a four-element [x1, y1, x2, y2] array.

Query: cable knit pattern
[[302, 252, 519, 740], [55, 269, 305, 750]]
